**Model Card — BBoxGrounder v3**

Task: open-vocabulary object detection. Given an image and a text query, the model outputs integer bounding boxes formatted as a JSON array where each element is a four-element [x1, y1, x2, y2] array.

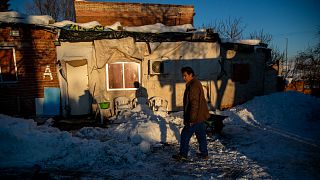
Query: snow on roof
[[53, 20, 102, 29], [55, 21, 194, 33], [106, 22, 122, 30], [53, 21, 122, 31], [221, 38, 261, 45], [124, 23, 194, 33], [1, 11, 194, 33], [0, 11, 54, 25]]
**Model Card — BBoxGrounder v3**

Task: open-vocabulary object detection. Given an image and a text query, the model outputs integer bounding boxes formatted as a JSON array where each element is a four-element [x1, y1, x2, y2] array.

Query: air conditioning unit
[[149, 60, 164, 74]]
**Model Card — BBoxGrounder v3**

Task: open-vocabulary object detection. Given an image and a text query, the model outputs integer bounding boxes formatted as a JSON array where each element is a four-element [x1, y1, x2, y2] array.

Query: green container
[[99, 102, 110, 109]]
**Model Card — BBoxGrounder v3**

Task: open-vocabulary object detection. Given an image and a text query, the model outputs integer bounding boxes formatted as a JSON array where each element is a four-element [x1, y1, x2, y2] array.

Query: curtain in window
[[0, 49, 16, 81], [108, 63, 123, 89], [124, 63, 139, 88], [108, 62, 140, 90]]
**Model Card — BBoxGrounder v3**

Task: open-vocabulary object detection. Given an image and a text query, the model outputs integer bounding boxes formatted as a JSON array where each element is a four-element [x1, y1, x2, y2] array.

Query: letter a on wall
[[43, 65, 53, 80]]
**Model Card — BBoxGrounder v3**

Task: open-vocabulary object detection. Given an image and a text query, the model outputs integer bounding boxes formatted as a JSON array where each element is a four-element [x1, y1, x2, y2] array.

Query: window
[[106, 62, 140, 90], [232, 63, 250, 83], [0, 47, 18, 82]]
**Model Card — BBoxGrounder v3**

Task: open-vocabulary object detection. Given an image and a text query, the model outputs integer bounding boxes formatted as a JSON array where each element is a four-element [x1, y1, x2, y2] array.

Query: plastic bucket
[[99, 102, 110, 109]]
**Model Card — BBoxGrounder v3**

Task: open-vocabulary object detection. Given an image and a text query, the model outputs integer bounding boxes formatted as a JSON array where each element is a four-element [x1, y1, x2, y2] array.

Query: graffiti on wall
[[63, 24, 106, 31]]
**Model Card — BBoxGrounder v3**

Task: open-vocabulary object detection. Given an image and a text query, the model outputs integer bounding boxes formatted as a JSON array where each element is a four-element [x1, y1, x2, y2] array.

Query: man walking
[[172, 66, 210, 161]]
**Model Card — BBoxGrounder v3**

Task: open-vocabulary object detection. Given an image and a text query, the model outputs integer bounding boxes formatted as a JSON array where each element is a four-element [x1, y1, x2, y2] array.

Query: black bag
[[204, 114, 227, 135]]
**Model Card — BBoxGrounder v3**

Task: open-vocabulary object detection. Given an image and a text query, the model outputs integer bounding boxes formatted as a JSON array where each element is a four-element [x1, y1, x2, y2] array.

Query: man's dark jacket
[[183, 77, 210, 125]]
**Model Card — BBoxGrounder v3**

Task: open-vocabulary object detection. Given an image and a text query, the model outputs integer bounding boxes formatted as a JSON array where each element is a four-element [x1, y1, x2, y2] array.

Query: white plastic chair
[[148, 96, 168, 112], [132, 97, 149, 108], [114, 96, 132, 116]]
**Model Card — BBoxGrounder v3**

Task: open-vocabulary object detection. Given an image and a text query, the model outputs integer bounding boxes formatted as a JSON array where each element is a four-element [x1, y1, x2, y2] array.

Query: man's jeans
[[180, 122, 208, 157]]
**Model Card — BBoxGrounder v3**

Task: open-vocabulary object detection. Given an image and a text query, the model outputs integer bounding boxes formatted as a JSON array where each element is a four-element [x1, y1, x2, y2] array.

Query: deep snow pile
[[221, 91, 320, 179], [0, 105, 183, 171], [0, 91, 319, 179], [0, 114, 145, 170], [224, 91, 320, 144]]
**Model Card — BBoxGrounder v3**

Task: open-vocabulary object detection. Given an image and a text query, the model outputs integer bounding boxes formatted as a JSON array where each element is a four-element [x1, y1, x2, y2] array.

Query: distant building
[[74, 1, 194, 26]]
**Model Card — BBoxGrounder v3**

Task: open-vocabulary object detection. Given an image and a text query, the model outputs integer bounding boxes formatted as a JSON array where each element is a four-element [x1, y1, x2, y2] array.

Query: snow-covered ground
[[0, 91, 319, 179]]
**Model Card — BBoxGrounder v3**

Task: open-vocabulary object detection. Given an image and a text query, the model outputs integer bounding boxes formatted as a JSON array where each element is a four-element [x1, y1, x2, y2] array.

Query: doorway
[[66, 60, 90, 115]]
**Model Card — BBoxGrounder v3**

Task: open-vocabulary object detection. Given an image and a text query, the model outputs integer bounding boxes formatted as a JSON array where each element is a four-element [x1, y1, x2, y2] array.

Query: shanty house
[[52, 1, 276, 118], [0, 1, 277, 118], [55, 25, 275, 117]]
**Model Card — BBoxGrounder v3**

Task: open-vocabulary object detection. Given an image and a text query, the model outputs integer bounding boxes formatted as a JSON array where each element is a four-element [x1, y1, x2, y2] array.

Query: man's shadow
[[134, 81, 148, 100], [133, 81, 180, 144]]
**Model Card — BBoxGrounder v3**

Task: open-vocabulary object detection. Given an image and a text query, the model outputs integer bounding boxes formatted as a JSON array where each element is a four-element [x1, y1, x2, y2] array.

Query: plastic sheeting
[[94, 37, 145, 68], [58, 29, 220, 43]]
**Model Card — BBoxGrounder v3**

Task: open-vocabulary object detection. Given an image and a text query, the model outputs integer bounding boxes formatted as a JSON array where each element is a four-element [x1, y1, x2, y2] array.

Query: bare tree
[[26, 0, 75, 21], [203, 17, 246, 40], [268, 45, 285, 73], [292, 43, 320, 87], [248, 29, 288, 77], [250, 29, 273, 44], [291, 29, 320, 88], [61, 0, 75, 21]]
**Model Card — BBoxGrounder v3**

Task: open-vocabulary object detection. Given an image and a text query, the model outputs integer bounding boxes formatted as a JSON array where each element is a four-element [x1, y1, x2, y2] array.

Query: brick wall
[[74, 1, 194, 26], [0, 24, 59, 116]]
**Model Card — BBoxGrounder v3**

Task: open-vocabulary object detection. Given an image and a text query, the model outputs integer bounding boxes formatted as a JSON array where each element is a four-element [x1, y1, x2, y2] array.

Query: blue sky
[[9, 0, 320, 59]]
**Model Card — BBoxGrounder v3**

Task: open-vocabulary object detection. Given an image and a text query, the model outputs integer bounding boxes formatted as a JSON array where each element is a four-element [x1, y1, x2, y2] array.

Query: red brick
[[75, 1, 194, 26], [0, 24, 59, 116]]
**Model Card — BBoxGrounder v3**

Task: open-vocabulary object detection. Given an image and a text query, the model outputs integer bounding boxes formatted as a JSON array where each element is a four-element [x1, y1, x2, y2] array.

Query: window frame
[[0, 47, 18, 83], [106, 62, 141, 91]]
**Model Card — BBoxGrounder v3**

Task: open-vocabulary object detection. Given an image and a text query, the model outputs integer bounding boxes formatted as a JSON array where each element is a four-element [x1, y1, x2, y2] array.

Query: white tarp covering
[[94, 37, 145, 68], [146, 41, 220, 60]]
